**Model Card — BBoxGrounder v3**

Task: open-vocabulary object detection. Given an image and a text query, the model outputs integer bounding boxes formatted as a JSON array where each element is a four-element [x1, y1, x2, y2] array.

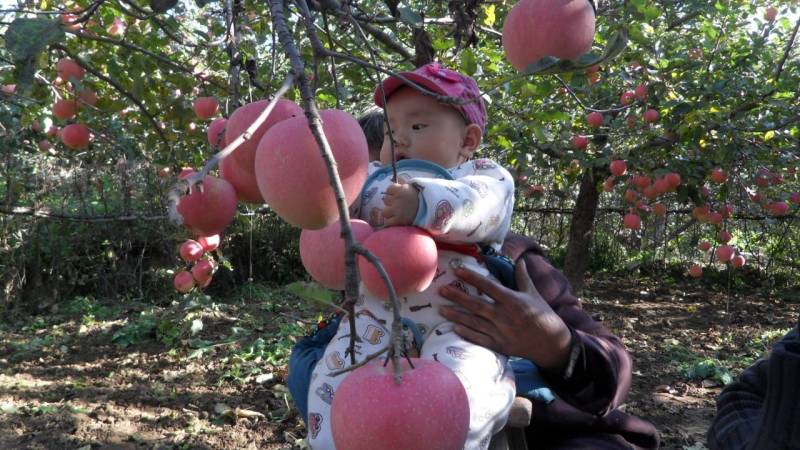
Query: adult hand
[[382, 182, 419, 226], [438, 259, 573, 370]]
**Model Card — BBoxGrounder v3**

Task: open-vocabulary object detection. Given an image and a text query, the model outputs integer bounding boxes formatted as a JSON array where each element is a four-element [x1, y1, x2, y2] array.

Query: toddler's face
[[380, 87, 470, 169]]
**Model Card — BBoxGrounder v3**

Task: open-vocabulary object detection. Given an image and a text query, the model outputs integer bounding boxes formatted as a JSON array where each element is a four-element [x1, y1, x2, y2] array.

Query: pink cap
[[374, 62, 486, 133]]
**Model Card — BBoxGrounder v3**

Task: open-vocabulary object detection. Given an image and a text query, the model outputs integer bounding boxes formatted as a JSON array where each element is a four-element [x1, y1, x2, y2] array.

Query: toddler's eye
[[412, 123, 427, 130]]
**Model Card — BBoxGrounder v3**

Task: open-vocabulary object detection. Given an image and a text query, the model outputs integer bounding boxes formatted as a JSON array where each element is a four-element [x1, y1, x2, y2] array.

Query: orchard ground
[[1, 272, 798, 450]]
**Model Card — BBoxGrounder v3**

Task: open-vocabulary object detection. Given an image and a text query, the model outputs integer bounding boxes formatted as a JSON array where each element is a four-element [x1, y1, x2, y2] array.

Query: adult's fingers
[[450, 323, 496, 352], [514, 259, 542, 298], [450, 267, 515, 306], [439, 283, 497, 319]]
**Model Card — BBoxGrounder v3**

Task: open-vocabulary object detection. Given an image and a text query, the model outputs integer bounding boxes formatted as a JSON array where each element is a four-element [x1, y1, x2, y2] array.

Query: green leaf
[[285, 281, 336, 306], [482, 4, 496, 27], [521, 29, 629, 76], [461, 49, 478, 76], [398, 6, 423, 27], [4, 18, 64, 62]]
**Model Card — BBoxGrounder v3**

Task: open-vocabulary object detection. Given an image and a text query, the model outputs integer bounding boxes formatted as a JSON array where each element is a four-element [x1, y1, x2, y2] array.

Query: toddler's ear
[[460, 123, 483, 161]]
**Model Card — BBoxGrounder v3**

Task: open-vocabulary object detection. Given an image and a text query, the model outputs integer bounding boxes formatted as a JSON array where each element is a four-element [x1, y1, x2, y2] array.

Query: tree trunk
[[563, 168, 602, 293]]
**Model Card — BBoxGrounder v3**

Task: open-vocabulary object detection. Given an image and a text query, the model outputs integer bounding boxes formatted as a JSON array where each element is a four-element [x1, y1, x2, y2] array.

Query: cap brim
[[374, 72, 446, 107]]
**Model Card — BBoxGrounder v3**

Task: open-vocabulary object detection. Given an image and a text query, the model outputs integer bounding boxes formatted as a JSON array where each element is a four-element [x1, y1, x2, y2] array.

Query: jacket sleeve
[[707, 326, 800, 450], [410, 161, 514, 244], [502, 233, 631, 416]]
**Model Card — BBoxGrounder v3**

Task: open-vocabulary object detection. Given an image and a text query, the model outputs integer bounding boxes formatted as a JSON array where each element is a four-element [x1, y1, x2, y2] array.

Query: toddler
[[306, 62, 516, 450]]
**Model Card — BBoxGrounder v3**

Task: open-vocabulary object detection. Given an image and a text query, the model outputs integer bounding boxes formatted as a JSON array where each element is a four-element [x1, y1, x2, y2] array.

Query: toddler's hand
[[382, 182, 419, 226]]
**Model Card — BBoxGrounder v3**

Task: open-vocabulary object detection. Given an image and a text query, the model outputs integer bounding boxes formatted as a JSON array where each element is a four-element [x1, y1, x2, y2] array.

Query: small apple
[[571, 135, 589, 150], [623, 213, 641, 230], [609, 160, 627, 177], [174, 271, 195, 293], [587, 111, 604, 128], [717, 230, 732, 244], [193, 96, 219, 120], [665, 172, 681, 189], [765, 6, 778, 22], [634, 84, 648, 100], [716, 245, 735, 263], [689, 264, 703, 278], [180, 239, 205, 262], [710, 167, 727, 184], [620, 91, 636, 105], [643, 109, 659, 123]]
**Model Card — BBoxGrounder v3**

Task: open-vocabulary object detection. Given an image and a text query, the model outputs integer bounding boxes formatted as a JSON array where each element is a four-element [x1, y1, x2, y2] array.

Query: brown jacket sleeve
[[502, 233, 631, 415]]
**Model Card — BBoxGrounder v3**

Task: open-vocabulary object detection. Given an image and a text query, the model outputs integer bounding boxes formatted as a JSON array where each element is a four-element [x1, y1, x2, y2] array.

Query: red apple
[[254, 109, 369, 229], [716, 245, 735, 263], [174, 270, 195, 293], [107, 17, 126, 36], [619, 91, 635, 105], [718, 204, 734, 219], [300, 219, 374, 290], [623, 189, 638, 204], [191, 259, 215, 285], [53, 99, 78, 120], [768, 201, 789, 216], [197, 234, 221, 252], [358, 227, 438, 299], [193, 97, 219, 120], [731, 254, 746, 268], [180, 239, 204, 262], [502, 0, 595, 71], [634, 174, 650, 190], [643, 109, 659, 123], [603, 176, 615, 192], [634, 84, 648, 100], [207, 117, 228, 148], [710, 167, 727, 184], [623, 213, 641, 230], [571, 134, 589, 150], [219, 152, 263, 204], [176, 174, 238, 236], [331, 358, 469, 450], [707, 212, 723, 225], [689, 264, 703, 278], [77, 88, 97, 107], [587, 111, 604, 128], [56, 58, 84, 82], [652, 203, 667, 216], [609, 160, 627, 177], [765, 6, 778, 21], [226, 99, 303, 176], [665, 172, 681, 189], [698, 241, 712, 251], [717, 230, 732, 244], [60, 123, 90, 149]]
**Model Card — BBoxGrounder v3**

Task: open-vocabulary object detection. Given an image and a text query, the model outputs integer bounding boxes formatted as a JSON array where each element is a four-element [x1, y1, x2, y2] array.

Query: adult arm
[[707, 324, 800, 450], [506, 233, 632, 415], [440, 233, 631, 415]]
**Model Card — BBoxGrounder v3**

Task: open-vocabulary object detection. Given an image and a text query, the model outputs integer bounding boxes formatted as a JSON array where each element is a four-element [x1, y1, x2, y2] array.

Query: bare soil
[[1, 274, 797, 450]]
